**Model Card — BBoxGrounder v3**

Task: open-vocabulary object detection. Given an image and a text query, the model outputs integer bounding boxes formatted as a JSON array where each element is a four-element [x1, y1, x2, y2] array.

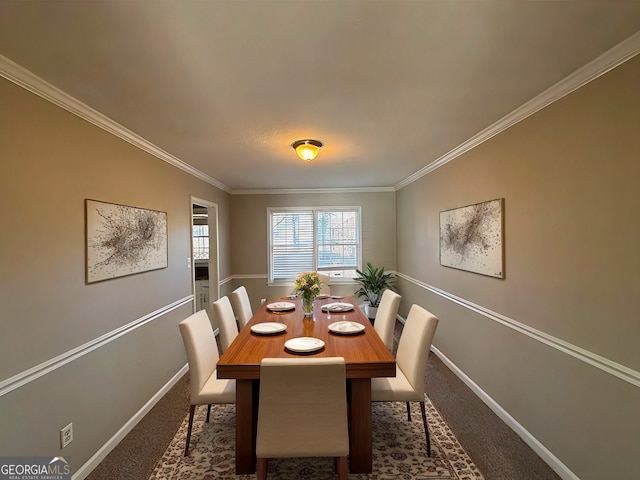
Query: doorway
[[191, 197, 219, 316]]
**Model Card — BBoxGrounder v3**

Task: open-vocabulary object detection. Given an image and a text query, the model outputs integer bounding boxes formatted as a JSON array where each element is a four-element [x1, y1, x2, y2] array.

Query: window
[[268, 207, 361, 283], [192, 224, 209, 260]]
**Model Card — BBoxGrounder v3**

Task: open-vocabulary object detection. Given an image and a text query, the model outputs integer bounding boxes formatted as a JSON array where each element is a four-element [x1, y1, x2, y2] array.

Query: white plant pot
[[365, 304, 377, 320]]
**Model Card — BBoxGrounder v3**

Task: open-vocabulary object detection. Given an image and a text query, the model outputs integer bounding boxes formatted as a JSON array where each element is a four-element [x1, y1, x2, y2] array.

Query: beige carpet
[[149, 396, 484, 479]]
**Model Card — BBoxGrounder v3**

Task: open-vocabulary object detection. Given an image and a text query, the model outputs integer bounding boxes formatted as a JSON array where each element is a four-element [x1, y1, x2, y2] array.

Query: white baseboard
[[430, 346, 580, 480], [73, 364, 189, 480]]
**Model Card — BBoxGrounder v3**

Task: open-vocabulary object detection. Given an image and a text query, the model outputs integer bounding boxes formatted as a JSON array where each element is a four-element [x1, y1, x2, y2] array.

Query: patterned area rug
[[149, 396, 484, 479]]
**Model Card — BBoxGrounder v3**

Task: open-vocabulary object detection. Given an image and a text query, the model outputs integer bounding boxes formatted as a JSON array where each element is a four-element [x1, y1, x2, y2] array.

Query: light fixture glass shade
[[292, 139, 323, 162]]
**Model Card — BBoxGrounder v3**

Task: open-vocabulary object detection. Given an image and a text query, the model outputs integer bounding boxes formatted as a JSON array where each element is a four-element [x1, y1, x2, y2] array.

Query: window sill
[[267, 279, 358, 287]]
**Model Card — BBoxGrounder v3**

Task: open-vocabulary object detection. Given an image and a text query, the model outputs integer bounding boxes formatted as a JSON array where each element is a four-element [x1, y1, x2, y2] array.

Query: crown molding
[[394, 31, 640, 191], [4, 29, 639, 195], [231, 186, 395, 195], [0, 54, 231, 193]]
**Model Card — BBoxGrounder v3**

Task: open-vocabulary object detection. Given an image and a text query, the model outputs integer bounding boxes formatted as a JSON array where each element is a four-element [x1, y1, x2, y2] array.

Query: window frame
[[267, 206, 362, 286]]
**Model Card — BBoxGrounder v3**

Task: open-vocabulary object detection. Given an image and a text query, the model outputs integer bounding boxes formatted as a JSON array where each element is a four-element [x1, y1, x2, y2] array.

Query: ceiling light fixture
[[291, 139, 323, 162]]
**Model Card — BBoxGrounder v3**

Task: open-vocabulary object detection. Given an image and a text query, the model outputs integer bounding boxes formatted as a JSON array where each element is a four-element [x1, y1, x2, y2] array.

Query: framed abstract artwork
[[439, 198, 504, 278], [85, 199, 168, 283]]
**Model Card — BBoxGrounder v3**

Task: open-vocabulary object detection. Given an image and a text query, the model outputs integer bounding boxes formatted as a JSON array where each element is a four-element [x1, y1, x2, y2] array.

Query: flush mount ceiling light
[[291, 139, 323, 162]]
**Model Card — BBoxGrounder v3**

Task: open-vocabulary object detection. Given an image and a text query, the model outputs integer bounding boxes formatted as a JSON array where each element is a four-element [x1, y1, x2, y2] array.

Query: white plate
[[321, 302, 355, 312], [330, 295, 344, 299], [266, 301, 296, 312], [316, 294, 330, 299], [251, 322, 287, 334], [328, 321, 365, 334], [284, 337, 325, 353]]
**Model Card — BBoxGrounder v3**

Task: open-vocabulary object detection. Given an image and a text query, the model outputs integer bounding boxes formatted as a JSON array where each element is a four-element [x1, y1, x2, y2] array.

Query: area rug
[[149, 396, 484, 479]]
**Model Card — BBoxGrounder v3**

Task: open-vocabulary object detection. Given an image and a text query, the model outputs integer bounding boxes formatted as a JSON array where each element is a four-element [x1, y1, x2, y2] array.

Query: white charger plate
[[321, 302, 355, 313], [266, 301, 296, 312], [284, 337, 325, 353], [251, 322, 287, 335], [328, 321, 365, 334]]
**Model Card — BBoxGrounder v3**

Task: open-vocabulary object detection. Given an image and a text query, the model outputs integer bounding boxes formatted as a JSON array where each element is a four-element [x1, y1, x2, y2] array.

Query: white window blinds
[[271, 211, 314, 280], [269, 207, 361, 282]]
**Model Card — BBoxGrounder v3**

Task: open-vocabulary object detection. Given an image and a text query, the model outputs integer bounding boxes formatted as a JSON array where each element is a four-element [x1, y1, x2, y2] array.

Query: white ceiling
[[1, 1, 640, 192]]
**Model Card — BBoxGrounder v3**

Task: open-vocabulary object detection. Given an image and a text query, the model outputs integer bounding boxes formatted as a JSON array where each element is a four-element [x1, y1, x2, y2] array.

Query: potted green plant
[[354, 262, 397, 319]]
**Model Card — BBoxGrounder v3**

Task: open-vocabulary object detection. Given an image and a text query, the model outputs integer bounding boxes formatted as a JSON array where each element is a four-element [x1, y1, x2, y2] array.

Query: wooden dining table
[[216, 295, 396, 474]]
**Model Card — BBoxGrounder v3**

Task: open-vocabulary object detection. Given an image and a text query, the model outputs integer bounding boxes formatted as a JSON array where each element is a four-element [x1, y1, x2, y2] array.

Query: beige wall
[[0, 78, 230, 468], [0, 73, 395, 475], [396, 56, 640, 479], [3, 47, 638, 480], [229, 192, 396, 310]]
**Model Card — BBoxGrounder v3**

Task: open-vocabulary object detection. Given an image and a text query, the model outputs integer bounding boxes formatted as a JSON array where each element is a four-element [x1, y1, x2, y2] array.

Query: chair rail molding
[[0, 296, 193, 397], [397, 272, 640, 389], [232, 274, 269, 280]]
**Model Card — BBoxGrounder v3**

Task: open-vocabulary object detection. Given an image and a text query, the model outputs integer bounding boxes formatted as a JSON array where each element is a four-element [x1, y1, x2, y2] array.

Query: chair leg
[[406, 401, 411, 421], [335, 456, 348, 480], [184, 405, 196, 456], [256, 457, 268, 480], [420, 401, 431, 457], [206, 404, 211, 423]]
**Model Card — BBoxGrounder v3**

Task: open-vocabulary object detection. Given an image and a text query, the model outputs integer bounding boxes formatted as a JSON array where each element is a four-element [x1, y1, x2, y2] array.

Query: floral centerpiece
[[294, 271, 323, 316]]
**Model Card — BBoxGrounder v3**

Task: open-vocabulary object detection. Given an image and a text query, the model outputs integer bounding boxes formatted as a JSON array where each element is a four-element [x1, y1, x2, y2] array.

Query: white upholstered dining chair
[[230, 285, 253, 329], [178, 310, 235, 456], [371, 304, 439, 456], [373, 289, 401, 352], [318, 272, 331, 295], [213, 295, 239, 352], [256, 357, 349, 480]]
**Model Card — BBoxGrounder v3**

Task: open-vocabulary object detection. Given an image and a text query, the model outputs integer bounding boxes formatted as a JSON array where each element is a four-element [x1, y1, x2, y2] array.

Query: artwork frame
[[85, 199, 168, 284], [439, 198, 504, 278]]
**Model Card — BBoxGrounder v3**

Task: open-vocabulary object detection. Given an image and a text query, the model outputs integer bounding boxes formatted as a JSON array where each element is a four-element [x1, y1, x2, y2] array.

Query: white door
[[191, 197, 219, 316]]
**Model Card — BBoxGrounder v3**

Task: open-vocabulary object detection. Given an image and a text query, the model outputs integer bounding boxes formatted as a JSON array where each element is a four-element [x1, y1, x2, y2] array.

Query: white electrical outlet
[[60, 423, 73, 449]]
